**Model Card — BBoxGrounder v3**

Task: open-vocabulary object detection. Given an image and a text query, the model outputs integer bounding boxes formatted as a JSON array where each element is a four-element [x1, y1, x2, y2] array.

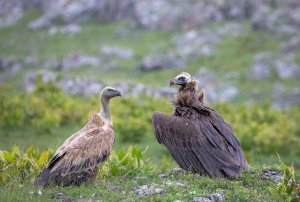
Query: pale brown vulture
[[152, 72, 248, 179], [35, 86, 121, 187]]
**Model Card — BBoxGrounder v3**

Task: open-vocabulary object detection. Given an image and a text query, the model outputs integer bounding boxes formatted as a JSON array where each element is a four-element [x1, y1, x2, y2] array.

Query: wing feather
[[35, 119, 114, 186], [152, 112, 245, 178]]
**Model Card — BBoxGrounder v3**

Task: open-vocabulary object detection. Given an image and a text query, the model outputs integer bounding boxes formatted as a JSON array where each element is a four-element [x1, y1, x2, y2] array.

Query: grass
[[0, 166, 280, 202]]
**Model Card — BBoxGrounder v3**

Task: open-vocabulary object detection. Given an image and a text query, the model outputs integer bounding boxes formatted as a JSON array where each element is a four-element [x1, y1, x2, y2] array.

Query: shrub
[[0, 146, 52, 185], [99, 146, 155, 177], [270, 156, 300, 202]]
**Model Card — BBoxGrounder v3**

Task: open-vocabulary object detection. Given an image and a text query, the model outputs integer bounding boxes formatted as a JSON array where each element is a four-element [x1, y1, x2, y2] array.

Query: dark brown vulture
[[35, 86, 121, 187], [152, 72, 248, 179]]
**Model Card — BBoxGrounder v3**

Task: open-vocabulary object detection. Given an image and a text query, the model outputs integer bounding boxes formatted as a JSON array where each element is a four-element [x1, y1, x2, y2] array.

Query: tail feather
[[34, 168, 51, 187]]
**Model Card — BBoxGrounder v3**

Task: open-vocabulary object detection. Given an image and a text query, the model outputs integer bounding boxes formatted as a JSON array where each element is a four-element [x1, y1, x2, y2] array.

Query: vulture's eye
[[108, 89, 113, 92], [178, 76, 185, 81]]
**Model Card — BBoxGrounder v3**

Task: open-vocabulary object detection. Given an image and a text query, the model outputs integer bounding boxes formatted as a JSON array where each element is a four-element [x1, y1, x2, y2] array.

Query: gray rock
[[250, 52, 300, 80], [59, 76, 103, 96], [134, 1, 223, 31], [106, 185, 119, 192], [272, 84, 300, 108], [158, 174, 167, 178], [0, 56, 20, 72], [28, 0, 99, 29], [101, 46, 134, 59], [251, 6, 300, 35], [209, 192, 225, 202], [48, 24, 81, 36], [61, 53, 101, 71], [173, 22, 244, 60], [24, 71, 57, 92], [193, 197, 211, 202], [195, 68, 238, 102], [163, 181, 187, 188], [281, 37, 300, 53], [52, 192, 73, 202], [173, 29, 220, 58], [131, 184, 165, 197], [0, 7, 23, 29], [274, 55, 300, 79], [169, 167, 186, 175], [112, 81, 176, 99], [249, 52, 274, 79], [28, 14, 53, 29], [139, 54, 186, 71], [289, 7, 300, 27], [261, 169, 283, 183], [193, 191, 225, 202]]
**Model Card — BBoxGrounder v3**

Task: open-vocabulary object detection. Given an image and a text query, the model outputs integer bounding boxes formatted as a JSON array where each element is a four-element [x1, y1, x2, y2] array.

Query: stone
[[195, 68, 238, 102], [281, 37, 300, 53], [48, 24, 81, 36], [101, 46, 134, 59], [209, 191, 225, 202], [131, 184, 165, 197], [106, 185, 119, 192], [193, 191, 225, 202], [169, 167, 186, 175], [139, 54, 186, 71], [193, 197, 211, 202], [272, 84, 300, 108], [0, 7, 23, 29], [163, 181, 187, 188], [61, 53, 101, 71], [250, 52, 300, 80], [173, 29, 220, 58], [289, 7, 300, 27], [59, 76, 103, 96], [24, 71, 58, 92], [52, 192, 73, 202], [261, 169, 283, 183], [274, 55, 300, 79], [249, 52, 274, 80]]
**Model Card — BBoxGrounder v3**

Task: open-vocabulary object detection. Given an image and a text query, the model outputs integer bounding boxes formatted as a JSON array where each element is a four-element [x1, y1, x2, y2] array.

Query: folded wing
[[35, 124, 114, 186], [152, 112, 247, 179]]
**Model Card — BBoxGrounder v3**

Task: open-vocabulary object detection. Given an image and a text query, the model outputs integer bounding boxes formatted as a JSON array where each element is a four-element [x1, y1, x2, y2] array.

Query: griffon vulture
[[152, 72, 248, 179], [35, 86, 121, 187]]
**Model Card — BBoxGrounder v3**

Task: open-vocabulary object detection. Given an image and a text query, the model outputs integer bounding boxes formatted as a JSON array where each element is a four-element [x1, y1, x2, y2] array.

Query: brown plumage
[[35, 86, 121, 187], [153, 72, 248, 179]]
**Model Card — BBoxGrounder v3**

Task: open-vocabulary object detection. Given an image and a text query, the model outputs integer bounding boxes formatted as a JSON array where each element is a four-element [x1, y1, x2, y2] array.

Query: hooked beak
[[169, 79, 177, 87], [115, 90, 122, 97]]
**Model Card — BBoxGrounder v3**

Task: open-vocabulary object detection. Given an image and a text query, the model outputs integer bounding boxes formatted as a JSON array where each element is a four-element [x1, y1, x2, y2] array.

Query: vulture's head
[[169, 72, 192, 88], [100, 86, 122, 100]]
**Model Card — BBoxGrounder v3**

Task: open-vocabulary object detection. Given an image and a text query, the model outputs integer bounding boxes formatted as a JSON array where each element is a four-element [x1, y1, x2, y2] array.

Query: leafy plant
[[99, 146, 155, 177], [270, 155, 300, 202], [0, 146, 52, 185]]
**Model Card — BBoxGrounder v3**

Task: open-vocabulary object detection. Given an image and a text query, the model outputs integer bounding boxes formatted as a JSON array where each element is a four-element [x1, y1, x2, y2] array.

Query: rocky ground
[[1, 0, 300, 108], [17, 167, 285, 202]]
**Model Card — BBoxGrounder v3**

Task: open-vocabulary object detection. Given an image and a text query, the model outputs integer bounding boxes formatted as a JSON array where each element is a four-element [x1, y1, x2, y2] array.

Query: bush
[[0, 146, 52, 185], [0, 146, 154, 185], [0, 82, 300, 155], [214, 103, 300, 155], [99, 146, 155, 177], [270, 156, 300, 202]]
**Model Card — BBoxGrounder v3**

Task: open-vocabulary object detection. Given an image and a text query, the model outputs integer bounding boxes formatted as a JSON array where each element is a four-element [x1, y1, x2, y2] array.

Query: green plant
[[270, 155, 300, 201], [0, 146, 52, 185], [99, 146, 155, 177]]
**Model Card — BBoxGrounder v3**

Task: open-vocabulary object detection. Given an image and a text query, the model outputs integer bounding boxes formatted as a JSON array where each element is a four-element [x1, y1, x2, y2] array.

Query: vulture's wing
[[35, 120, 114, 186], [196, 109, 248, 170], [152, 112, 245, 179]]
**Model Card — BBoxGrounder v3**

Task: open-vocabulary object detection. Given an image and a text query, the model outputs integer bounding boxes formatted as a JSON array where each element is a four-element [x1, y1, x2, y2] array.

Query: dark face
[[169, 72, 192, 88]]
